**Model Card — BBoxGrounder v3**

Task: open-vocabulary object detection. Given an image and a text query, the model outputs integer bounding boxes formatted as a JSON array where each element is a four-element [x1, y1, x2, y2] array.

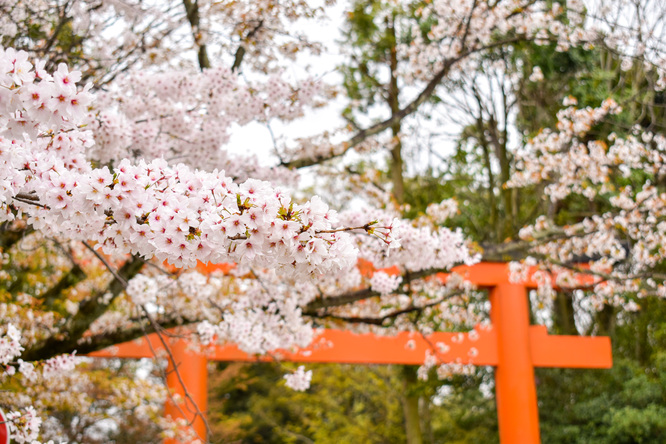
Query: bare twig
[[139, 305, 211, 442], [82, 241, 129, 286]]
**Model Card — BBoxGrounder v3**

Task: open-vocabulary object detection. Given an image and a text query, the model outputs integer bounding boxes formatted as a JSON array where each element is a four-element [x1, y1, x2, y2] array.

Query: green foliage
[[430, 371, 499, 444], [536, 297, 666, 443], [513, 41, 598, 135], [339, 0, 414, 121], [208, 362, 406, 443], [515, 41, 666, 139], [208, 361, 504, 444]]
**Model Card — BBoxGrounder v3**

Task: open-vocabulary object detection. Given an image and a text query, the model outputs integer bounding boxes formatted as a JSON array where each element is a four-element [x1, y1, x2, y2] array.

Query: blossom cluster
[[370, 271, 403, 295], [509, 98, 624, 199], [12, 156, 358, 275], [283, 365, 313, 391], [509, 98, 666, 304], [95, 267, 317, 357], [126, 274, 160, 306], [6, 406, 43, 444], [529, 66, 545, 82], [0, 48, 93, 139], [4, 352, 81, 385], [89, 68, 320, 179], [340, 208, 479, 272], [3, 356, 163, 444], [425, 199, 459, 224], [0, 323, 23, 365], [402, 0, 594, 83], [0, 48, 360, 277]]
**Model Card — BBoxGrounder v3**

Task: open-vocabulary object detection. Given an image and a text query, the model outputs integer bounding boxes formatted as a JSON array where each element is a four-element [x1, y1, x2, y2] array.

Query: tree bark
[[401, 366, 423, 444], [419, 395, 435, 444], [22, 256, 145, 361], [182, 0, 211, 70], [387, 14, 404, 204], [552, 291, 578, 335]]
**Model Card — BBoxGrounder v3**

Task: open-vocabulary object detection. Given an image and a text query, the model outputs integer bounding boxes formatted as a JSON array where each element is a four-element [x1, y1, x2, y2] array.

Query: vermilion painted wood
[[528, 325, 611, 368], [90, 327, 611, 368], [91, 328, 498, 365], [206, 328, 498, 365], [445, 263, 599, 289], [88, 262, 613, 444], [491, 283, 541, 443], [164, 340, 208, 444]]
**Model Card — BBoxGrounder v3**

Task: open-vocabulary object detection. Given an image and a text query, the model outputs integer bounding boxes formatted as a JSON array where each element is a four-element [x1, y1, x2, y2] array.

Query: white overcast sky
[[226, 1, 348, 168]]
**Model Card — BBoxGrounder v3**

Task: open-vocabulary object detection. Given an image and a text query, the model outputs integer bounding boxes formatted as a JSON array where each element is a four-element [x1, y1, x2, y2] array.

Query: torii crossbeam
[[90, 263, 612, 444]]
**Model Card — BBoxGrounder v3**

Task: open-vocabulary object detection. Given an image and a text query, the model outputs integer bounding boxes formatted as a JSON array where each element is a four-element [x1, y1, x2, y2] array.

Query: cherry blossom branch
[[231, 20, 264, 72], [37, 263, 86, 309], [12, 194, 49, 209], [315, 223, 379, 234], [281, 38, 523, 169], [135, 317, 195, 439], [63, 315, 198, 357], [82, 241, 128, 285], [307, 290, 465, 327], [304, 266, 453, 312], [304, 287, 379, 312], [280, 58, 456, 168], [21, 256, 145, 361]]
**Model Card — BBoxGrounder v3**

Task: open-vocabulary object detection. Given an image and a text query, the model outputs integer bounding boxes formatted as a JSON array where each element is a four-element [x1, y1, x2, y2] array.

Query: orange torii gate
[[90, 262, 612, 444]]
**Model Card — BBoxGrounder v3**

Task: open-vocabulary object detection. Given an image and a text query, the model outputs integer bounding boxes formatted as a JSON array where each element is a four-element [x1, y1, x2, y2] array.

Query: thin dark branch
[[21, 256, 145, 361], [281, 37, 523, 169], [231, 20, 264, 72], [140, 305, 211, 441], [307, 290, 465, 326], [82, 241, 128, 286]]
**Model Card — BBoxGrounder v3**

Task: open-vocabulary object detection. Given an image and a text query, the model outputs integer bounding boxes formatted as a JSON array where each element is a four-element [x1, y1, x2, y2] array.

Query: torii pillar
[[492, 282, 540, 442], [90, 263, 612, 444]]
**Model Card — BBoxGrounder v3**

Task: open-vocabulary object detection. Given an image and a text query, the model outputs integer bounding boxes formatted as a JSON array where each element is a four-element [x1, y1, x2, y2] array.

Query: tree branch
[[281, 37, 522, 169], [22, 255, 145, 361], [182, 0, 211, 70], [306, 291, 465, 326], [38, 263, 87, 309], [303, 266, 453, 312], [231, 20, 264, 72]]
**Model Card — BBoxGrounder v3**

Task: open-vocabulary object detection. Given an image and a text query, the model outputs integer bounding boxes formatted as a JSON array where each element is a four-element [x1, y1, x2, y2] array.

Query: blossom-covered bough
[[507, 98, 666, 307], [2, 0, 666, 441], [0, 45, 475, 442]]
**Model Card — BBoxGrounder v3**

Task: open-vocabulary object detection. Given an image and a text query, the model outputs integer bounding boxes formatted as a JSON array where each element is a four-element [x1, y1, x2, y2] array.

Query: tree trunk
[[419, 395, 434, 444], [401, 366, 423, 444], [385, 14, 422, 443], [596, 304, 616, 337], [475, 115, 499, 242], [387, 14, 404, 204], [553, 291, 578, 335]]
